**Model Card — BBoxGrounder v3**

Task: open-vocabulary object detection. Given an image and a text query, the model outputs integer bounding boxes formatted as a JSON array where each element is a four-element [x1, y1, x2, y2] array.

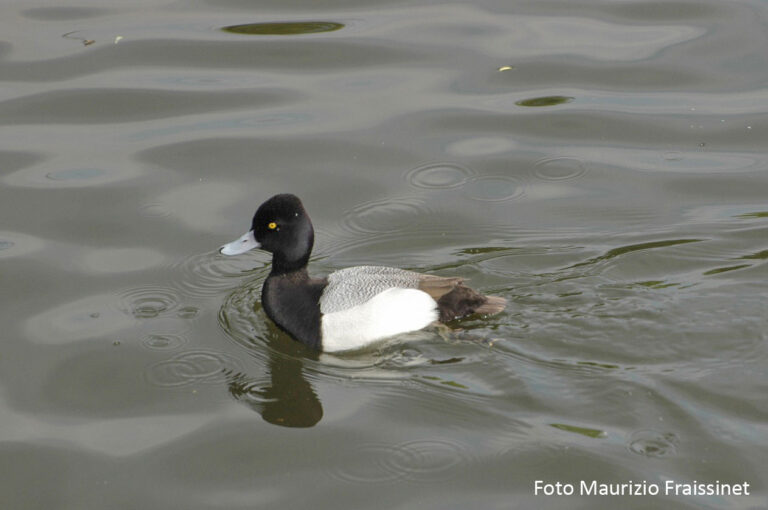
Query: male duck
[[220, 194, 506, 352]]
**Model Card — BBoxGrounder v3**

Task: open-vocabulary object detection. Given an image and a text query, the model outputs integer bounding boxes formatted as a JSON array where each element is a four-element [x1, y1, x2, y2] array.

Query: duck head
[[220, 193, 314, 273]]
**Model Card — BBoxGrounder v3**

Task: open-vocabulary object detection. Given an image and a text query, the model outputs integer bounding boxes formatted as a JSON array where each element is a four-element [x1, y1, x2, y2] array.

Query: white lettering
[[534, 481, 574, 495], [539, 479, 750, 497], [580, 480, 597, 495]]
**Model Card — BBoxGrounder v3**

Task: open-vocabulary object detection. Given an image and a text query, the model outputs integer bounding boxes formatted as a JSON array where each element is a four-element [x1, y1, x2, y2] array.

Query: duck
[[219, 194, 506, 352]]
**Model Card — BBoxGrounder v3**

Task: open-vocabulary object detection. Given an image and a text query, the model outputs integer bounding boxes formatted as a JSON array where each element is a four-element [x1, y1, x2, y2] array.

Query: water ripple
[[141, 333, 188, 351], [118, 286, 181, 319], [138, 202, 173, 219], [390, 439, 474, 482], [330, 442, 410, 484], [405, 162, 476, 189], [218, 279, 272, 355], [532, 157, 587, 182], [171, 251, 268, 298], [340, 196, 431, 235], [144, 350, 243, 388], [627, 430, 679, 458], [331, 438, 473, 484], [463, 175, 526, 202]]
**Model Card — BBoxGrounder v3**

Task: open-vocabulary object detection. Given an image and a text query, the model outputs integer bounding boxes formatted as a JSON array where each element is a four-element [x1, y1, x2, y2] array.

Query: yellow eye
[[267, 222, 277, 230]]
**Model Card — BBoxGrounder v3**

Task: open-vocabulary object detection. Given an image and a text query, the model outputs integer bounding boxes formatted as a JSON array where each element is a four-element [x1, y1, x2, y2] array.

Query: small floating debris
[[222, 21, 344, 36], [498, 65, 514, 72], [114, 35, 123, 44], [516, 95, 574, 107], [63, 30, 97, 47]]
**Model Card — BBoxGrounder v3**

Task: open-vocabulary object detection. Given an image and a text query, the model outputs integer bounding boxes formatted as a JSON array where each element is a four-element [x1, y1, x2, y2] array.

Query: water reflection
[[222, 21, 344, 36], [568, 238, 702, 269], [226, 342, 322, 428], [516, 95, 574, 107]]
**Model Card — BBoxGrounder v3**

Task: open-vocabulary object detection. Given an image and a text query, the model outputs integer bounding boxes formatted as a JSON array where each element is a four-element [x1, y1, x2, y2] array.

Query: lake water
[[1, 0, 766, 508]]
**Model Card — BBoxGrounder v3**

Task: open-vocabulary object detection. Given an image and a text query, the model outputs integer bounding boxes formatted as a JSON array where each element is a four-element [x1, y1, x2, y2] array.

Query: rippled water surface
[[2, 0, 767, 508]]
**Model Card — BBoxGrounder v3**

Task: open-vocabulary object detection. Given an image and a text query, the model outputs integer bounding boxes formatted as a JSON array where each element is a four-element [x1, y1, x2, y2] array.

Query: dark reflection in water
[[737, 211, 768, 219], [568, 238, 702, 269], [218, 276, 323, 427], [549, 422, 606, 439], [226, 342, 322, 428], [222, 21, 344, 36], [516, 95, 574, 107]]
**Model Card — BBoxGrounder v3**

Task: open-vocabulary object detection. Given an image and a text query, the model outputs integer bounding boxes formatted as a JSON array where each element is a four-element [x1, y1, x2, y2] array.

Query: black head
[[250, 194, 315, 272]]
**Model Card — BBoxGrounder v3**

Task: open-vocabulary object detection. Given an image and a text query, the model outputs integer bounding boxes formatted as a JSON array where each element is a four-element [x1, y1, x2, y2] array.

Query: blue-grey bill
[[220, 230, 260, 255]]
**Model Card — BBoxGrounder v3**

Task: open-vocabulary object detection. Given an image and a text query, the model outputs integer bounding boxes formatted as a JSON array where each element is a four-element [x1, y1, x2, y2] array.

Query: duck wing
[[319, 266, 461, 314], [318, 265, 505, 322]]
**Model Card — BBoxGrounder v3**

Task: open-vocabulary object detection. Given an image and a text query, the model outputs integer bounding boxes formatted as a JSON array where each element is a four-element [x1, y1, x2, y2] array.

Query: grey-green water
[[1, 1, 767, 509]]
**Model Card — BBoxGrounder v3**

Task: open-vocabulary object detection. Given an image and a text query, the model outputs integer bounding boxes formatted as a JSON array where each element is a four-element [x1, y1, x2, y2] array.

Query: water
[[1, 0, 767, 508]]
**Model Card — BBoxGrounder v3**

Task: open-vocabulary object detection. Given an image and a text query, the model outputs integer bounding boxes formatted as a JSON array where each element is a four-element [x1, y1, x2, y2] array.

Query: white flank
[[321, 288, 438, 352]]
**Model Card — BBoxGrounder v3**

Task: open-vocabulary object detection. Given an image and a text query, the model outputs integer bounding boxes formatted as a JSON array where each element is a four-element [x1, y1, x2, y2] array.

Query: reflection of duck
[[226, 341, 322, 428], [220, 194, 506, 352]]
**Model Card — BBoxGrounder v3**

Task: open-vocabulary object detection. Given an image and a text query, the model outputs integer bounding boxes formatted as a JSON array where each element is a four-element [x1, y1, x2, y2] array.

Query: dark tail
[[437, 286, 507, 322]]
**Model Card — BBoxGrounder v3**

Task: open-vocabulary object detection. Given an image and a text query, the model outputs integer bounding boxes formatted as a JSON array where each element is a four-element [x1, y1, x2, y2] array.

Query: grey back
[[319, 266, 423, 314]]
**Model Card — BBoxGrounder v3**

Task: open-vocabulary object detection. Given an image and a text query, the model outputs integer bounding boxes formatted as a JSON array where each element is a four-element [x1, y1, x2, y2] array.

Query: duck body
[[261, 268, 326, 350], [220, 194, 506, 352]]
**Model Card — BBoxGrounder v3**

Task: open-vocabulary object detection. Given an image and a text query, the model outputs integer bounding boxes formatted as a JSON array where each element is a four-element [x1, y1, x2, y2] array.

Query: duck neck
[[270, 253, 310, 276], [269, 222, 314, 275], [262, 266, 324, 350]]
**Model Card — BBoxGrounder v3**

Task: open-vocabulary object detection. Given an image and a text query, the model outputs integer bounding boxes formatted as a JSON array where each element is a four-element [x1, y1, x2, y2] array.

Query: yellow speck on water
[[114, 36, 124, 44], [498, 65, 514, 72]]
